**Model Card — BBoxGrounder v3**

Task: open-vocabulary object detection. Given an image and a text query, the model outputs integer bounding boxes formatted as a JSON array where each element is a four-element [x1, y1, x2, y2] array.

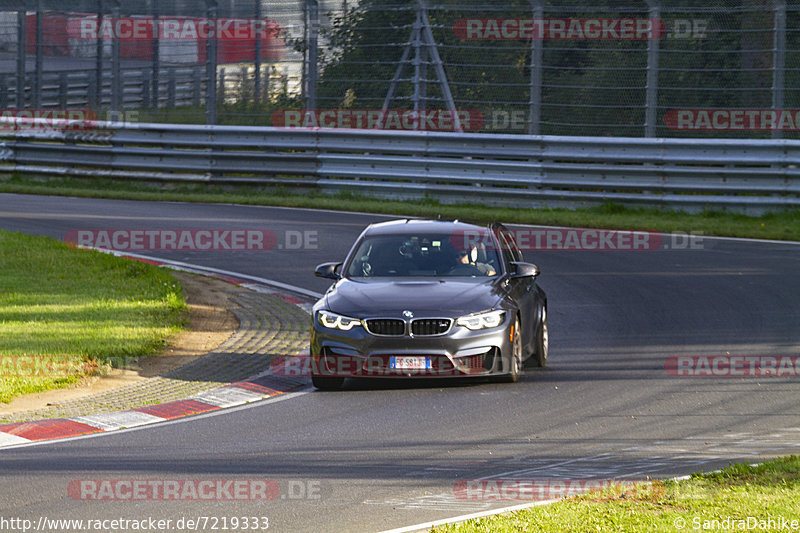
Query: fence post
[[59, 72, 68, 109], [16, 7, 26, 109], [110, 0, 121, 113], [412, 6, 422, 114], [206, 0, 218, 124], [168, 68, 176, 109], [528, 0, 543, 135], [34, 0, 42, 109], [305, 0, 319, 111], [644, 0, 661, 138], [254, 0, 262, 102], [149, 0, 160, 110], [96, 0, 103, 109], [772, 0, 786, 140], [193, 67, 202, 106]]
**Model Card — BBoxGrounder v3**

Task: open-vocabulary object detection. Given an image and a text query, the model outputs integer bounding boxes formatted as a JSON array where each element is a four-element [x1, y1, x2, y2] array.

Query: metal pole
[[644, 0, 661, 138], [772, 0, 786, 140], [412, 7, 421, 114], [206, 0, 218, 124], [34, 0, 42, 109], [305, 0, 319, 112], [254, 0, 262, 102], [16, 6, 26, 109], [528, 0, 543, 135], [96, 0, 103, 109], [111, 0, 121, 113], [150, 0, 160, 110]]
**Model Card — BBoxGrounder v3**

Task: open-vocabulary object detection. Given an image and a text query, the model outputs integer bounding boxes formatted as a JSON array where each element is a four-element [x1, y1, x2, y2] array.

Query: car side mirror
[[315, 262, 343, 280], [509, 261, 539, 279]]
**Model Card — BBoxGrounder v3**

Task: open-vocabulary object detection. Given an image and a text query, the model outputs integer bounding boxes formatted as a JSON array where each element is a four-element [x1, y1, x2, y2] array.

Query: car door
[[496, 229, 537, 355]]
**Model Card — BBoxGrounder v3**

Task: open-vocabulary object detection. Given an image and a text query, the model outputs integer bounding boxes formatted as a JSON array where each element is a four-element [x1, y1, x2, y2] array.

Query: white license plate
[[390, 356, 432, 370]]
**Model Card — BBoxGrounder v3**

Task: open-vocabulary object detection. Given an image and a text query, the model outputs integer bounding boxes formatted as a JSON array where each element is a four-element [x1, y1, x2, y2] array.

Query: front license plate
[[390, 356, 432, 370]]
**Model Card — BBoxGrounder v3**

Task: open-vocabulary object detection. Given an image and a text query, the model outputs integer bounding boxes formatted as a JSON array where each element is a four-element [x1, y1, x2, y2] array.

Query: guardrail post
[[645, 0, 661, 138], [206, 0, 219, 124], [16, 6, 26, 109], [772, 0, 786, 140], [528, 0, 543, 135]]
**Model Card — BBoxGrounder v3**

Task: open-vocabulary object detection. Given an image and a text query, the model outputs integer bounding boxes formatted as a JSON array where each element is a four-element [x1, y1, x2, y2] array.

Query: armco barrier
[[0, 119, 797, 212]]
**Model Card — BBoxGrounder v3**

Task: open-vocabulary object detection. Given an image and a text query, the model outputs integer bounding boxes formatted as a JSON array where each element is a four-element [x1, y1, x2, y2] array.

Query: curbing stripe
[[134, 399, 220, 420], [71, 412, 167, 432], [0, 419, 103, 441], [0, 432, 31, 446], [191, 386, 268, 408], [0, 377, 307, 448]]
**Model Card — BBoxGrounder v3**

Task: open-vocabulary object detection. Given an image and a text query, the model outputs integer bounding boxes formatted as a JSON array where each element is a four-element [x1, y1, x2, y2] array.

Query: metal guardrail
[[0, 120, 798, 212]]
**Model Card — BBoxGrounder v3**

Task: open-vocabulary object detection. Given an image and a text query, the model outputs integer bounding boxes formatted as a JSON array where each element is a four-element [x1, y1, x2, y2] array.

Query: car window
[[497, 230, 520, 268], [346, 233, 500, 278]]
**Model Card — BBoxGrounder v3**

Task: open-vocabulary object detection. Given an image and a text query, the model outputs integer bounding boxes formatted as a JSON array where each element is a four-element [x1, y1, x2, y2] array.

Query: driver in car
[[451, 245, 496, 276]]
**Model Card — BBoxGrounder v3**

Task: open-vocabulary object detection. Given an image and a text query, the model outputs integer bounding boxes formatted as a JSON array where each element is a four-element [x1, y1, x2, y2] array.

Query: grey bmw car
[[310, 219, 547, 390]]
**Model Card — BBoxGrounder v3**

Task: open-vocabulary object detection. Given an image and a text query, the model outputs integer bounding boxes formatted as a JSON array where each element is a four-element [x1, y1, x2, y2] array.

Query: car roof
[[363, 218, 500, 236]]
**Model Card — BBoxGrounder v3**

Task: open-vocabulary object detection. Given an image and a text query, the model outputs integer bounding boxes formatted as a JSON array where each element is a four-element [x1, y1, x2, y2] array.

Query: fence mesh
[[0, 0, 796, 138]]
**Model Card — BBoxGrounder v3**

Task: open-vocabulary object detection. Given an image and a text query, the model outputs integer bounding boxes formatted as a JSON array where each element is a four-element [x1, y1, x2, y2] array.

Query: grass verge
[[1, 175, 798, 242], [0, 230, 185, 404], [433, 456, 800, 532]]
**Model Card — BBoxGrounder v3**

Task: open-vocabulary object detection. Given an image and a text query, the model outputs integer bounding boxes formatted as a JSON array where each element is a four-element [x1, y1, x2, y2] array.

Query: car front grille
[[364, 318, 453, 336], [364, 319, 406, 336], [411, 318, 452, 336]]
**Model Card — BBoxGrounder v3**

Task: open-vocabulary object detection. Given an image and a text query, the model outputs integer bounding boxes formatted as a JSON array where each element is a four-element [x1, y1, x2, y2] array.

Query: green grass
[[0, 230, 186, 404], [1, 175, 798, 242], [434, 456, 800, 532]]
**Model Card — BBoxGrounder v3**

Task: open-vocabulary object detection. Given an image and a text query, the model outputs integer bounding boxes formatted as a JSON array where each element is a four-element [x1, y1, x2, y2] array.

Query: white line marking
[[378, 500, 560, 533]]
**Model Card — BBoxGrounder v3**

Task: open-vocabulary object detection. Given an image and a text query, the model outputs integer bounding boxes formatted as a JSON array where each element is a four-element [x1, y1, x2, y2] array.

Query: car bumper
[[310, 315, 515, 378]]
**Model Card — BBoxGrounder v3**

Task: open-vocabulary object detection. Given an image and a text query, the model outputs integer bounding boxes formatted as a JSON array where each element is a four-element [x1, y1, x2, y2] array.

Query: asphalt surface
[[1, 193, 799, 532]]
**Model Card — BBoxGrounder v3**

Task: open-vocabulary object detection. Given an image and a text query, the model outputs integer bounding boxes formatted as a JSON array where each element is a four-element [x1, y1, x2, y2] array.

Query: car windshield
[[346, 232, 501, 278]]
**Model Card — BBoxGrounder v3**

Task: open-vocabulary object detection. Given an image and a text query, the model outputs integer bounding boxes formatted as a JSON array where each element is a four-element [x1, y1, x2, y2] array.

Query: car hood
[[324, 278, 504, 317]]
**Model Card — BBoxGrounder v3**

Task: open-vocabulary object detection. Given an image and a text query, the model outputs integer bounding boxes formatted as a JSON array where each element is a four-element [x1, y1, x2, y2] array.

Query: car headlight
[[456, 310, 506, 330], [318, 310, 362, 331]]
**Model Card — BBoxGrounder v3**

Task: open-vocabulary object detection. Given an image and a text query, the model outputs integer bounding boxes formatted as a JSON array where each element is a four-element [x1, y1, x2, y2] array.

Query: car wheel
[[499, 317, 523, 383], [534, 307, 548, 368], [312, 376, 345, 390]]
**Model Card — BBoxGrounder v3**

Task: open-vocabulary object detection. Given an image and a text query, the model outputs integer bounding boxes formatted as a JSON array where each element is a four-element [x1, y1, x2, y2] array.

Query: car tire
[[499, 317, 523, 383], [312, 376, 345, 390], [534, 307, 548, 368]]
